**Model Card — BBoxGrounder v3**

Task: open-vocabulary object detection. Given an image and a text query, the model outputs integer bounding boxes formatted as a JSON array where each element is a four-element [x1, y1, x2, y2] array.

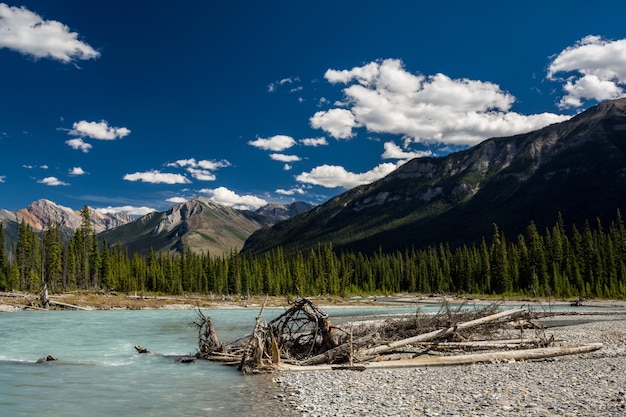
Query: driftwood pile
[[194, 297, 602, 373]]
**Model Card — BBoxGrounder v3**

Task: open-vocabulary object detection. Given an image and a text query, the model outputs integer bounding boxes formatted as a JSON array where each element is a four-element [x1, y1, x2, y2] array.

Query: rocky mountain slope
[[242, 98, 626, 255], [0, 199, 134, 244], [98, 197, 313, 257]]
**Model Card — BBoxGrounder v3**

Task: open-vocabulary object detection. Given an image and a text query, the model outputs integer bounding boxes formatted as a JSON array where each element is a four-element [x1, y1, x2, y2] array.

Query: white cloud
[[196, 159, 230, 170], [381, 141, 433, 160], [70, 120, 130, 140], [276, 187, 306, 195], [0, 175, 5, 183], [166, 158, 230, 181], [0, 3, 99, 63], [248, 135, 296, 151], [68, 166, 86, 176], [270, 153, 301, 162], [38, 176, 68, 186], [300, 137, 328, 147], [167, 158, 230, 170], [296, 163, 398, 189], [267, 76, 300, 92], [310, 108, 358, 139], [66, 138, 92, 152], [123, 170, 190, 184], [199, 186, 268, 210], [314, 58, 569, 145], [40, 164, 48, 169], [166, 197, 187, 204], [97, 205, 156, 217], [548, 36, 626, 108], [186, 168, 216, 181]]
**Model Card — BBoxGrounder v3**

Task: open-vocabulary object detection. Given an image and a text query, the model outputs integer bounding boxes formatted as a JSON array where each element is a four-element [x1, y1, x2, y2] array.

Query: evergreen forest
[[1, 206, 626, 299]]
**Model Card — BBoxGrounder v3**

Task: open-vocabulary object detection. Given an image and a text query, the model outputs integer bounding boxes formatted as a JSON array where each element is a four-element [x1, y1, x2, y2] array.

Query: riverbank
[[274, 314, 626, 416], [2, 291, 626, 312]]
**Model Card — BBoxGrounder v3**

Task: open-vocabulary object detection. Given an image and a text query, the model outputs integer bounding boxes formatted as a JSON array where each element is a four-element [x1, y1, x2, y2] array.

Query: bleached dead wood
[[278, 343, 603, 371], [238, 295, 268, 372], [354, 308, 527, 361], [48, 300, 91, 310], [417, 338, 557, 350], [299, 332, 379, 366]]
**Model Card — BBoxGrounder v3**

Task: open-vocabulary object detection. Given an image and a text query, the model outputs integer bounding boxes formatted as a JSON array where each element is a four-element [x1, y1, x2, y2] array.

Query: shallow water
[[2, 302, 614, 416], [0, 308, 299, 417]]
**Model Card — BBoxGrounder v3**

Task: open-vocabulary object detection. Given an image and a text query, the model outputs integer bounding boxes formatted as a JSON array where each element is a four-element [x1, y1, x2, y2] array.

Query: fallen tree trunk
[[48, 300, 91, 310], [279, 343, 603, 371], [299, 332, 379, 366], [417, 337, 557, 350], [354, 308, 527, 361]]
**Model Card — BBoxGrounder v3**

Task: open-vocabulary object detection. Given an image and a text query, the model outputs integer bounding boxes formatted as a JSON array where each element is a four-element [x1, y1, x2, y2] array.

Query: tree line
[[1, 208, 625, 299]]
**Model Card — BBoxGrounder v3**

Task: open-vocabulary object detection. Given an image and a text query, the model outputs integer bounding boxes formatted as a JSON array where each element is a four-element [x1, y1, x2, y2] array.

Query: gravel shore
[[274, 313, 626, 417]]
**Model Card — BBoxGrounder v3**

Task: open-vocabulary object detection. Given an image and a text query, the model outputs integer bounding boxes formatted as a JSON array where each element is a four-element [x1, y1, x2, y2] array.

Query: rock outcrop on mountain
[[98, 197, 313, 257], [13, 199, 134, 233], [0, 199, 134, 245], [241, 98, 626, 256]]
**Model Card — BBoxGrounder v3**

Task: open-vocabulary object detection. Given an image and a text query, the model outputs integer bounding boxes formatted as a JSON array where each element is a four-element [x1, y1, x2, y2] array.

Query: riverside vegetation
[[1, 207, 626, 300]]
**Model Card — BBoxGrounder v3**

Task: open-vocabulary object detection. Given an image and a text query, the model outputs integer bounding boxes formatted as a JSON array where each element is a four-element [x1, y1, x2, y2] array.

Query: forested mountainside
[[242, 98, 626, 256]]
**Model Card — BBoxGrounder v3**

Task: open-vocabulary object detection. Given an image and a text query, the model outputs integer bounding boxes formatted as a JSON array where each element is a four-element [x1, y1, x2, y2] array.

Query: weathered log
[[299, 332, 379, 366], [48, 300, 91, 310], [417, 338, 555, 350], [238, 295, 268, 372], [354, 308, 527, 361], [279, 343, 603, 371]]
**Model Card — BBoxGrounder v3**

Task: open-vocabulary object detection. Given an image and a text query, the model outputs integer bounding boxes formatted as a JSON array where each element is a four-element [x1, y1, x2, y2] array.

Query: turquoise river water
[[0, 305, 421, 417]]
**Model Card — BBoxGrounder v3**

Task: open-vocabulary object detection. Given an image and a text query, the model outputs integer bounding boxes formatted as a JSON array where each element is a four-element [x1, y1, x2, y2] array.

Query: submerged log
[[134, 345, 150, 354], [279, 343, 603, 371]]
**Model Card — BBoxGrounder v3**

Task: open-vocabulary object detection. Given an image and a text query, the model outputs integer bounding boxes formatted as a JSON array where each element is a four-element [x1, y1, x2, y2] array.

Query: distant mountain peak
[[10, 199, 134, 233]]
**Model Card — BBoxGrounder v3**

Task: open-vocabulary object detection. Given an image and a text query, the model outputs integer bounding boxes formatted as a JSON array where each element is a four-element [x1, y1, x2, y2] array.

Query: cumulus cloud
[[310, 108, 358, 139], [70, 120, 131, 140], [123, 170, 190, 184], [96, 205, 156, 217], [186, 168, 216, 181], [65, 138, 92, 153], [166, 197, 187, 204], [0, 3, 99, 63], [313, 59, 568, 146], [38, 176, 68, 186], [248, 135, 296, 151], [381, 141, 433, 160], [276, 187, 306, 196], [68, 166, 86, 176], [270, 153, 301, 162], [166, 158, 230, 181], [199, 186, 268, 210], [548, 35, 626, 108], [300, 137, 328, 147], [0, 175, 5, 183], [296, 163, 398, 189]]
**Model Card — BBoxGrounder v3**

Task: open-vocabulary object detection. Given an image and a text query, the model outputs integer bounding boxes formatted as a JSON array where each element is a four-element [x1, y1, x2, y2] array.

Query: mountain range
[[0, 197, 313, 257], [0, 199, 135, 243], [97, 198, 313, 256], [3, 98, 626, 259], [241, 98, 626, 255]]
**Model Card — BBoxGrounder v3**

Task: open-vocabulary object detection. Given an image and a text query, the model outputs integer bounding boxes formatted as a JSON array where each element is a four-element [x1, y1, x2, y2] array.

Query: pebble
[[274, 314, 626, 416]]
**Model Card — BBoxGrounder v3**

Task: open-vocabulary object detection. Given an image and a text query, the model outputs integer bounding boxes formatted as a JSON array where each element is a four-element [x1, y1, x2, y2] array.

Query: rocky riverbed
[[274, 314, 626, 417]]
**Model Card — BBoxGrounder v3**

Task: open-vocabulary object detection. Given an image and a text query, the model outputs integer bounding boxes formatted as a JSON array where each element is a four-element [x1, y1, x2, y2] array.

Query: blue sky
[[1, 1, 626, 216]]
